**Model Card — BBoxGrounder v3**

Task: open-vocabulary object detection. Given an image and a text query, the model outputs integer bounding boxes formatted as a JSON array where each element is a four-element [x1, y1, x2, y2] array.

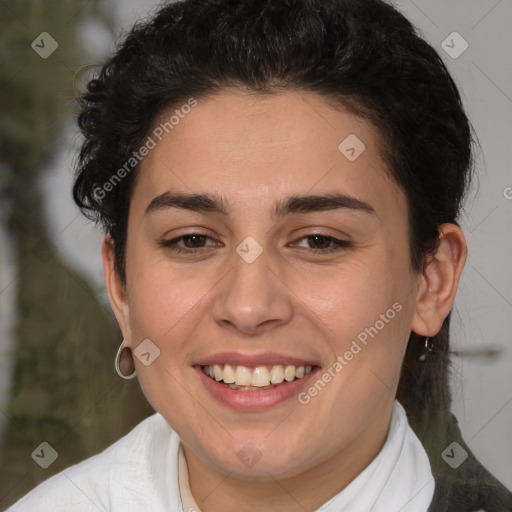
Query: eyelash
[[160, 233, 351, 255]]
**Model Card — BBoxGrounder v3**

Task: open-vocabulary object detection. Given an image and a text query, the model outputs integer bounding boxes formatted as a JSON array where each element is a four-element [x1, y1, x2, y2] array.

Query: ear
[[102, 236, 132, 343], [411, 223, 467, 337]]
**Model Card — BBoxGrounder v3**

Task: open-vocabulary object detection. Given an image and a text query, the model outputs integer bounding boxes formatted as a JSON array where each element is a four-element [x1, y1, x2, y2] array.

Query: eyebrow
[[145, 191, 376, 218]]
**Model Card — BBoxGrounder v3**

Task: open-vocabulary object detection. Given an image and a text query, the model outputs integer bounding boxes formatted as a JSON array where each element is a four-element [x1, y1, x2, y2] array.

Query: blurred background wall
[[0, 1, 155, 506], [0, 0, 510, 507]]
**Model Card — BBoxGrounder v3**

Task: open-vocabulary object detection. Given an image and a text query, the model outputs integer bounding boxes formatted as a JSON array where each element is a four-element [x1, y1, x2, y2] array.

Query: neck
[[184, 404, 393, 512]]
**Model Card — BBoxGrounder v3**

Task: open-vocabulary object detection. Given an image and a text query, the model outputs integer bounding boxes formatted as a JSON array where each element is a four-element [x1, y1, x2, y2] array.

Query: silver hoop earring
[[115, 342, 137, 379]]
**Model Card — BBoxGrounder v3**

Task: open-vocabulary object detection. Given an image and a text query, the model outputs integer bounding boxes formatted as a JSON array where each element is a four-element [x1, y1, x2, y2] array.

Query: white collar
[[177, 401, 434, 512]]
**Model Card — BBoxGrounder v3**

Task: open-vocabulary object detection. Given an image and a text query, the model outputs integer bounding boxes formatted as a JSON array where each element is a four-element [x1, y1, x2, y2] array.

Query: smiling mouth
[[201, 364, 315, 390]]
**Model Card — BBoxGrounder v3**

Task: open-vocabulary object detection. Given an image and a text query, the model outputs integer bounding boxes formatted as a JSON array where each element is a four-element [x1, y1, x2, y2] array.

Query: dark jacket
[[408, 408, 512, 512]]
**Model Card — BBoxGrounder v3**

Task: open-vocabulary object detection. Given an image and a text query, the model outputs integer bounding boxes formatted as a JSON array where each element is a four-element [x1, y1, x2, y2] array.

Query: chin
[[194, 432, 321, 480]]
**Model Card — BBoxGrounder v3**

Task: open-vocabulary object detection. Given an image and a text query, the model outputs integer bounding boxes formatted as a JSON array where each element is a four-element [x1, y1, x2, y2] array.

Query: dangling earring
[[115, 341, 137, 379], [418, 336, 434, 361]]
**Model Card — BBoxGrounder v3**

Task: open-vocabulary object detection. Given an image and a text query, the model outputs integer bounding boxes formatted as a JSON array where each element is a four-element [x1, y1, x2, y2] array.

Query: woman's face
[[107, 89, 427, 479]]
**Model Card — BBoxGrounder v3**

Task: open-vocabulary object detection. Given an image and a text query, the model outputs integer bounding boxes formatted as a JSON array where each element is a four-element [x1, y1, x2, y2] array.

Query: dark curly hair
[[73, 0, 472, 448]]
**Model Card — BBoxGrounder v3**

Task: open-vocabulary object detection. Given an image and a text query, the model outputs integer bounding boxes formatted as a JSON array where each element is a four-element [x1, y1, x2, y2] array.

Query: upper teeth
[[203, 364, 313, 387]]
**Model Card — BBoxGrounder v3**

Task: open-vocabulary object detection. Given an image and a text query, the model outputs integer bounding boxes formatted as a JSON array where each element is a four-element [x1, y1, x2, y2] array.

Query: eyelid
[[290, 234, 350, 247], [160, 232, 352, 255], [160, 232, 219, 251]]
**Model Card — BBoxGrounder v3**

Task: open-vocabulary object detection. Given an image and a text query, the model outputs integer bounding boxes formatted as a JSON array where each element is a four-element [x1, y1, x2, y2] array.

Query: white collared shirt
[[5, 401, 434, 512], [178, 401, 435, 512]]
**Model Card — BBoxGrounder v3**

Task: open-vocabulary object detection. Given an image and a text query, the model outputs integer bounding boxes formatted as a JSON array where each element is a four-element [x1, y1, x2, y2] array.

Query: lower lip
[[194, 366, 319, 411]]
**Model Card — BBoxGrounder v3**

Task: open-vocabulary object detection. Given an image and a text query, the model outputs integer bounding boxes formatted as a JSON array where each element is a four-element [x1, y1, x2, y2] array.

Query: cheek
[[125, 255, 211, 346], [297, 258, 397, 336], [300, 254, 414, 392]]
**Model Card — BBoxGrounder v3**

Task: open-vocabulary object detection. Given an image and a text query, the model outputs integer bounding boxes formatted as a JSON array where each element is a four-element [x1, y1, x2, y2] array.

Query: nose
[[211, 244, 294, 337]]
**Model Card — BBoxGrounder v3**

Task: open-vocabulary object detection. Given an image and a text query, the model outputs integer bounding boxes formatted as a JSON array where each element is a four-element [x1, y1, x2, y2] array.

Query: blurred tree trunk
[[0, 1, 153, 507]]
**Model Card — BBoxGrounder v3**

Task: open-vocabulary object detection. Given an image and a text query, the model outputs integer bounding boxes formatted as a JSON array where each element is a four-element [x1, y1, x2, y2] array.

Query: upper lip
[[195, 351, 320, 368]]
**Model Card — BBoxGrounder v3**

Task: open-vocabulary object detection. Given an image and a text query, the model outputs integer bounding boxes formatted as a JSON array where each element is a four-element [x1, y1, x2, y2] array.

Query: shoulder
[[411, 408, 512, 512], [5, 413, 182, 512]]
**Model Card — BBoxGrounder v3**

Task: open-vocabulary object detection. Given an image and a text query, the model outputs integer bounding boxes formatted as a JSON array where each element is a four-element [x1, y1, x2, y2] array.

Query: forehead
[[131, 89, 405, 222]]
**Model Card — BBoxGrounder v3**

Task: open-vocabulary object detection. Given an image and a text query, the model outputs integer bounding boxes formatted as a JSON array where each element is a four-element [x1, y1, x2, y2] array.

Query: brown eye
[[161, 233, 218, 253], [293, 235, 351, 254], [306, 235, 333, 250], [181, 234, 208, 248]]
